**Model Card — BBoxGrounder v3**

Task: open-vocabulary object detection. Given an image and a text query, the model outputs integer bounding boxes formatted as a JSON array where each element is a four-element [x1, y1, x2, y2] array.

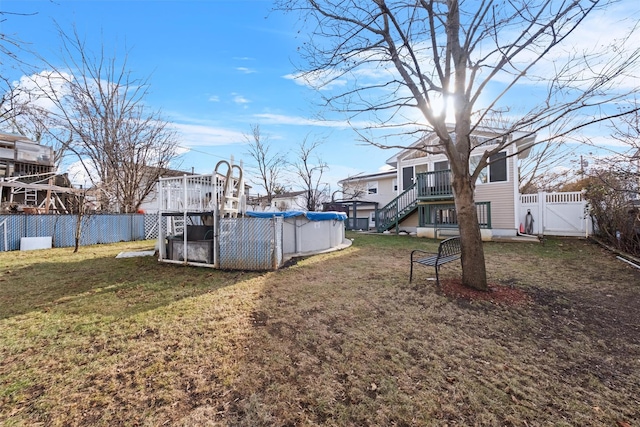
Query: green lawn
[[1, 233, 638, 426]]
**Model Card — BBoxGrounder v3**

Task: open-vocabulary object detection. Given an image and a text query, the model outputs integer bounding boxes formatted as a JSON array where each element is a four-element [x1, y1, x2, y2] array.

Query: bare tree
[[582, 168, 640, 256], [578, 104, 640, 252], [1, 10, 73, 164], [519, 141, 577, 193], [31, 27, 179, 212], [291, 138, 329, 211], [278, 0, 640, 290], [3, 82, 72, 167], [606, 99, 640, 182], [0, 10, 34, 128], [70, 187, 91, 253], [244, 124, 287, 206], [0, 78, 18, 128], [340, 177, 368, 200]]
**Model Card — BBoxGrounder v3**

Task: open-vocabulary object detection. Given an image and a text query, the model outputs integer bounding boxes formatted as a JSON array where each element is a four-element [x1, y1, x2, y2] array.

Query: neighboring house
[[247, 190, 331, 212], [336, 169, 396, 229], [137, 168, 190, 214], [247, 190, 311, 212], [0, 131, 77, 213], [0, 131, 54, 179], [339, 128, 536, 239], [270, 190, 308, 211]]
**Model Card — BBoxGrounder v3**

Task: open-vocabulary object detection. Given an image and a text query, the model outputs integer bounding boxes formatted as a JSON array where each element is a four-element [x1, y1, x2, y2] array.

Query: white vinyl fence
[[520, 191, 592, 237]]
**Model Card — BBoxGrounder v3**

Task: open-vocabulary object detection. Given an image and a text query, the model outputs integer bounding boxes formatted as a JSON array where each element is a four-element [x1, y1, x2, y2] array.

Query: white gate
[[520, 192, 592, 237]]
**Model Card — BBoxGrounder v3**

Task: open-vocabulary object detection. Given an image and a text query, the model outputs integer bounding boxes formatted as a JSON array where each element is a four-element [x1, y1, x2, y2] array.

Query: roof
[[330, 198, 379, 206], [272, 190, 307, 199], [0, 131, 36, 143], [338, 169, 396, 186], [385, 126, 537, 167]]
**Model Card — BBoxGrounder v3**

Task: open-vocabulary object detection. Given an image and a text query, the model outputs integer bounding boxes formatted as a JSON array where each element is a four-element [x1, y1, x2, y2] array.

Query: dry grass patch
[[1, 235, 639, 426]]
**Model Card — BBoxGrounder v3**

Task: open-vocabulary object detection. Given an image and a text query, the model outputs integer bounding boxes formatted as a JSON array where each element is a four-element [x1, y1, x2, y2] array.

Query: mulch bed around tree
[[439, 278, 531, 306]]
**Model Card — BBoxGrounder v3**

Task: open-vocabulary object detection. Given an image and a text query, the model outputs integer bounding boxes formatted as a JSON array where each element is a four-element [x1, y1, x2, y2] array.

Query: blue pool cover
[[245, 210, 347, 221]]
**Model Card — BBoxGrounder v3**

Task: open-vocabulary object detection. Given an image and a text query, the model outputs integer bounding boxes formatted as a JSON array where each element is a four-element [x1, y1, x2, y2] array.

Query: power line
[[175, 145, 261, 173]]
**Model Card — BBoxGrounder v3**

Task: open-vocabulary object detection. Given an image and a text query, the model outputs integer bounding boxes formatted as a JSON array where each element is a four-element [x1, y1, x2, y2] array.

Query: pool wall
[[246, 210, 350, 258]]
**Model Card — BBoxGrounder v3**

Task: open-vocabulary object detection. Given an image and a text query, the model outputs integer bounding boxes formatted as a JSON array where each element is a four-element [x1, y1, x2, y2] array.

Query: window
[[367, 181, 378, 194], [470, 151, 507, 184], [489, 152, 507, 182]]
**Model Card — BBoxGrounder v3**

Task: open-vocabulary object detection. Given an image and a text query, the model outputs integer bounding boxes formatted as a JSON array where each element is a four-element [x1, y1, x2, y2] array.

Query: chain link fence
[[0, 214, 146, 251], [218, 217, 283, 270]]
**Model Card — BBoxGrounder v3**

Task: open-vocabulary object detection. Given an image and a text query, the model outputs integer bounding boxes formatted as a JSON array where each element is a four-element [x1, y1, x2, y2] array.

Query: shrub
[[584, 171, 640, 256]]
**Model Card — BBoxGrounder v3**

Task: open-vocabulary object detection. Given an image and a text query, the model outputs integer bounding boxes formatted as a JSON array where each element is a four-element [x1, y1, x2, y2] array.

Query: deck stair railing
[[376, 183, 418, 232]]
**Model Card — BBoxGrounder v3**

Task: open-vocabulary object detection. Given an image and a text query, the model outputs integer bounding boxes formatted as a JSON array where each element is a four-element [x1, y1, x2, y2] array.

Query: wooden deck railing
[[416, 170, 453, 199]]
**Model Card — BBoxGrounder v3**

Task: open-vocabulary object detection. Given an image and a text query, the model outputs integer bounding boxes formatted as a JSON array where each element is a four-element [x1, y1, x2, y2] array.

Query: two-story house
[[339, 128, 535, 240], [0, 131, 63, 211], [336, 169, 397, 229]]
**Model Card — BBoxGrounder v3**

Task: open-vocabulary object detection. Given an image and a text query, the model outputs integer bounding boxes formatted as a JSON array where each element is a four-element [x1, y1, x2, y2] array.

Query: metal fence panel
[[0, 215, 25, 251], [218, 217, 283, 270], [0, 214, 146, 251]]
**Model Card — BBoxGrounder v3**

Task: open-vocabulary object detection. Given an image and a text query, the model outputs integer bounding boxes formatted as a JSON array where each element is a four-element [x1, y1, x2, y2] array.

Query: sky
[[1, 0, 639, 195], [1, 0, 386, 194]]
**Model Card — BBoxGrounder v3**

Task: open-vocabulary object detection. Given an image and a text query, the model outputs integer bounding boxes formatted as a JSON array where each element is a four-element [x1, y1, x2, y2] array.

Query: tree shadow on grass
[[0, 252, 262, 320], [3, 236, 639, 426]]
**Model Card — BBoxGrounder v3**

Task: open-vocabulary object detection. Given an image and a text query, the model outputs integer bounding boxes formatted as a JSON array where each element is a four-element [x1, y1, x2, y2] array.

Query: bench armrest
[[411, 249, 435, 262]]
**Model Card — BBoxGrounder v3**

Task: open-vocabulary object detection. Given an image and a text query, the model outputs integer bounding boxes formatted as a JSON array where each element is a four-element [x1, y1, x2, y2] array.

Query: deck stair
[[376, 183, 418, 232]]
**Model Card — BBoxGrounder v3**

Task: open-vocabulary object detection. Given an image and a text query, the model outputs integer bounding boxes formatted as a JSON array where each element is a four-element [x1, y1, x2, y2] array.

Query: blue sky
[[2, 0, 386, 194], [2, 0, 639, 195]]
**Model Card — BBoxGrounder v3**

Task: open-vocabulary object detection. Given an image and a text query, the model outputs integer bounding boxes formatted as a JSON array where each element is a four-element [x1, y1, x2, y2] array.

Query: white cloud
[[236, 67, 256, 74], [12, 71, 73, 113], [65, 159, 98, 187], [171, 122, 246, 147], [208, 95, 220, 102], [482, 4, 640, 92], [283, 70, 349, 91], [253, 112, 375, 129], [232, 93, 251, 105]]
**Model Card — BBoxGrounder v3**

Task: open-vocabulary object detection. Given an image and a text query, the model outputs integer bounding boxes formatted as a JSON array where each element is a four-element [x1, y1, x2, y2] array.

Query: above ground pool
[[245, 210, 349, 257]]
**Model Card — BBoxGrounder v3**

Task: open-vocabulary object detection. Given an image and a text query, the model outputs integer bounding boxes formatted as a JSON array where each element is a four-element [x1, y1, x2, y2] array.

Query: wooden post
[[44, 175, 54, 213]]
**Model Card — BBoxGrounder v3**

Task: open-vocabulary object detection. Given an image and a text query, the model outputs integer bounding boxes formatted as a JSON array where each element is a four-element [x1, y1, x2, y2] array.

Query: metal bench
[[409, 236, 461, 286]]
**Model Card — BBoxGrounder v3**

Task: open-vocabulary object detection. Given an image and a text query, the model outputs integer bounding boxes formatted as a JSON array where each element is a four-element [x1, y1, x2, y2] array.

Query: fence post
[[0, 218, 7, 251], [538, 191, 545, 235]]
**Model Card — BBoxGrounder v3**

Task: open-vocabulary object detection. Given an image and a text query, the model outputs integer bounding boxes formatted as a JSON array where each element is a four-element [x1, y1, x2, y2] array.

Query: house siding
[[340, 174, 396, 229], [474, 146, 517, 231], [340, 130, 537, 237], [376, 176, 397, 204], [475, 182, 514, 229], [341, 174, 395, 207], [401, 210, 419, 228]]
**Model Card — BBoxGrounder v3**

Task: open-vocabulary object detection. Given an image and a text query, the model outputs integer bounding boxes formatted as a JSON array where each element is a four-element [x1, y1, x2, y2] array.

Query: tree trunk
[[74, 211, 83, 253], [452, 176, 488, 291]]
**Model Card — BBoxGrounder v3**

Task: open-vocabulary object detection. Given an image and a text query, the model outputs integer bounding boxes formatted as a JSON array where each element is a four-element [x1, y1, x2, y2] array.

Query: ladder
[[25, 189, 38, 205], [214, 160, 244, 218]]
